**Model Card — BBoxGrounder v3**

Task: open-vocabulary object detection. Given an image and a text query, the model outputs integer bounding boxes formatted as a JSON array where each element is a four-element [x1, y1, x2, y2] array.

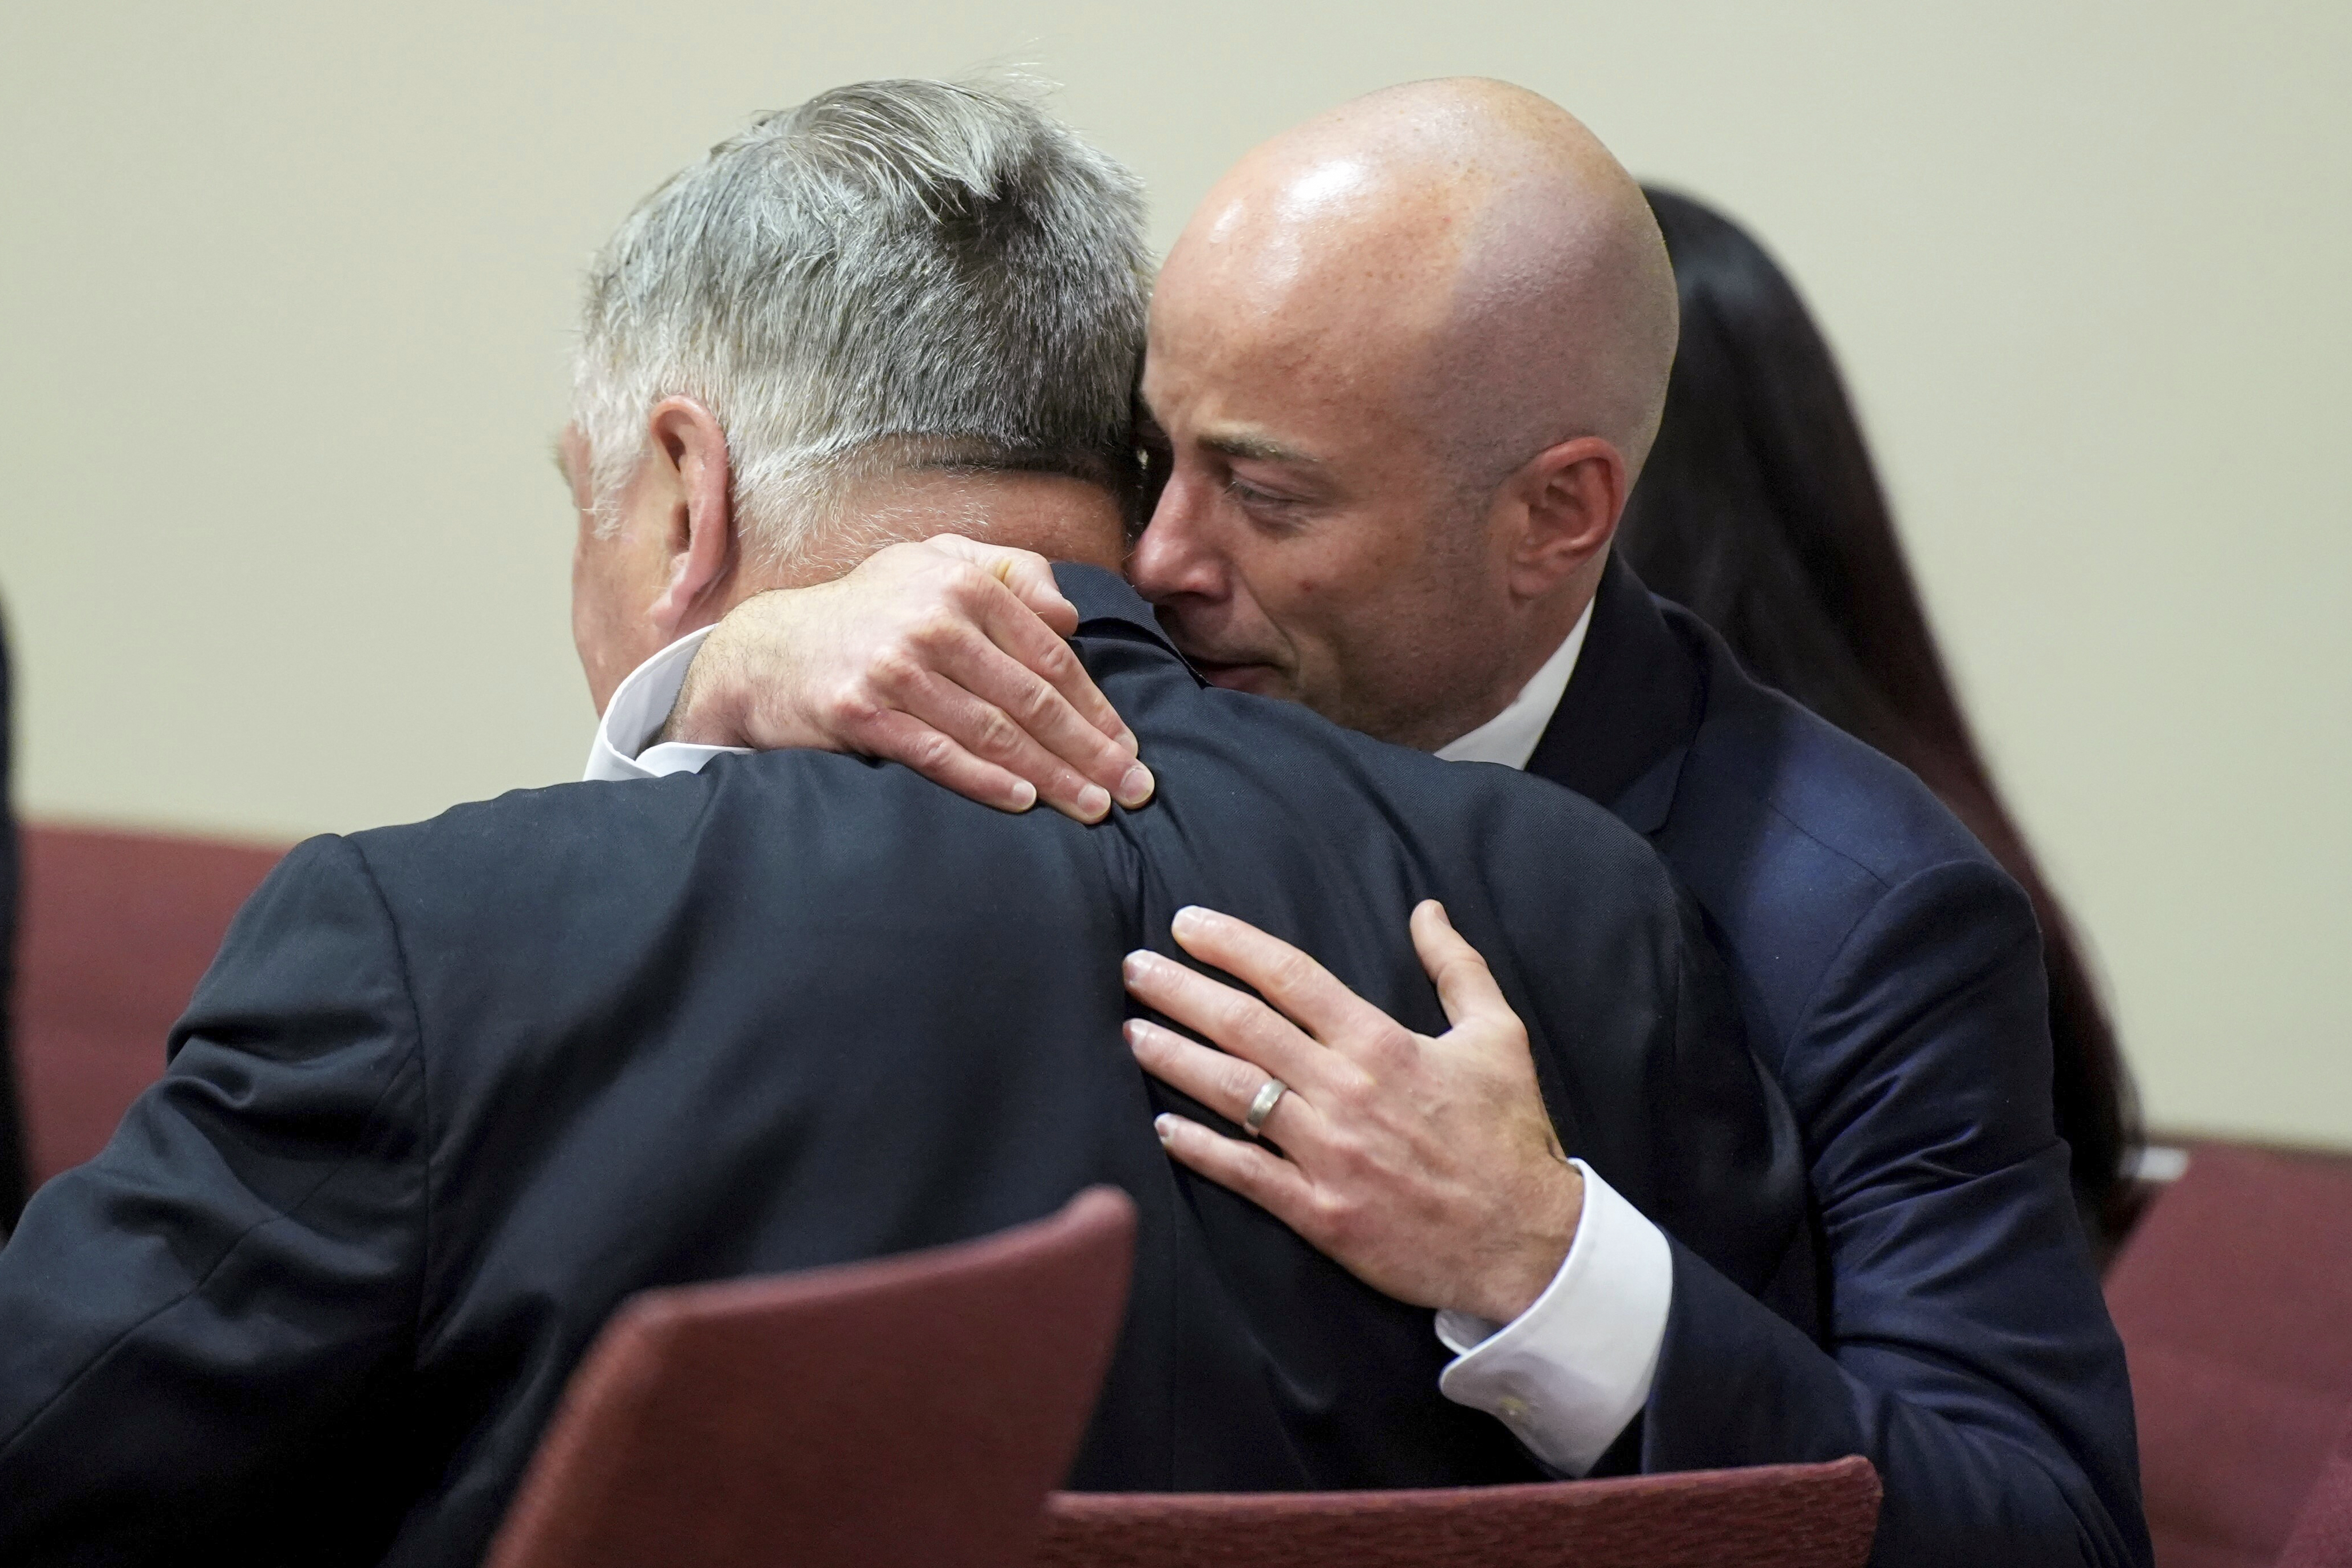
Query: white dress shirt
[[1418, 599, 1676, 1475], [583, 627, 735, 782], [1434, 600, 1594, 770], [581, 594, 1673, 1476]]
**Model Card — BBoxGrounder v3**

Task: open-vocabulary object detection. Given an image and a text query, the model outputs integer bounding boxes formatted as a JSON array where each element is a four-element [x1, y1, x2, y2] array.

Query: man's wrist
[[1459, 1157, 1585, 1324], [658, 633, 732, 747], [659, 589, 823, 750], [1434, 1160, 1673, 1477]]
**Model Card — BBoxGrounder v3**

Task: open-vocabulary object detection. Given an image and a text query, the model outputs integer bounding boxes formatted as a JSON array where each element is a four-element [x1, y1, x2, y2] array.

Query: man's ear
[[643, 396, 737, 635], [1499, 435, 1627, 603]]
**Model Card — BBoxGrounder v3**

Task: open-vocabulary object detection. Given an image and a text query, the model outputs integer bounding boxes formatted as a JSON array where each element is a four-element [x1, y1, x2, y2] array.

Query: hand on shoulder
[[1124, 900, 1583, 1324], [663, 534, 1155, 822]]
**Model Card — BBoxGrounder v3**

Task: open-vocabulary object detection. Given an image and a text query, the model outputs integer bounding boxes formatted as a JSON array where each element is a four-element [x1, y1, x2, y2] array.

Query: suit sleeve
[[1638, 860, 2149, 1568], [0, 834, 430, 1565]]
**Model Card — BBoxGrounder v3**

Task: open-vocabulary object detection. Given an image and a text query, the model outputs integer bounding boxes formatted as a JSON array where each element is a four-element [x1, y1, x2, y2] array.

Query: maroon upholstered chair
[[484, 1186, 1137, 1568], [1038, 1455, 1882, 1568], [2105, 1143, 2352, 1568], [2278, 1409, 2352, 1568], [13, 825, 286, 1185]]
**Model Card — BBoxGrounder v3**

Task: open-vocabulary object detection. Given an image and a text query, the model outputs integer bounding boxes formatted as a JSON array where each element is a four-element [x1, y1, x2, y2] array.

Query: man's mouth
[[1151, 611, 1288, 694], [1183, 655, 1286, 695]]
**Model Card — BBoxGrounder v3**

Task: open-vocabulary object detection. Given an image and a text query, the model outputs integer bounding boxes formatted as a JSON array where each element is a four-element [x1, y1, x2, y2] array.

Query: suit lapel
[[1526, 554, 1704, 836]]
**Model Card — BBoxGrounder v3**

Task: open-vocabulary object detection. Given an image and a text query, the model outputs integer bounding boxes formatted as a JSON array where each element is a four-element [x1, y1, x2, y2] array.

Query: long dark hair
[[1619, 187, 2141, 1250]]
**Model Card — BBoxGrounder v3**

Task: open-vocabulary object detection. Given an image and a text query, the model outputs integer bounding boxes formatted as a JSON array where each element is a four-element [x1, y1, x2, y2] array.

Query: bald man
[[644, 80, 2146, 1568]]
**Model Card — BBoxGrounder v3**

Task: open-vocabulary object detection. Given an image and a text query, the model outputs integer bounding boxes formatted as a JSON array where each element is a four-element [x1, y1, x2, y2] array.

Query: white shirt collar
[[581, 625, 745, 781], [584, 597, 1595, 783], [1432, 599, 1594, 771]]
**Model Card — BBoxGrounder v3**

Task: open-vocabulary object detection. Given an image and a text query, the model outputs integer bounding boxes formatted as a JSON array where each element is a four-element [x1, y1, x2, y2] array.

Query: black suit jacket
[[0, 568, 1804, 1567], [1534, 556, 2148, 1568]]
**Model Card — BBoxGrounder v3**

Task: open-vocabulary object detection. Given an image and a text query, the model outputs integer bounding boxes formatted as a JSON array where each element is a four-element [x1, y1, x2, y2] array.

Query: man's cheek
[[1282, 638, 1347, 715]]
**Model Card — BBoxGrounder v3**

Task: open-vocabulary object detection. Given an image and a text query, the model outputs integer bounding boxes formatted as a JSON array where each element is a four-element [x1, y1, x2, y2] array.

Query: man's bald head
[[1133, 80, 1681, 753], [1162, 78, 1678, 503]]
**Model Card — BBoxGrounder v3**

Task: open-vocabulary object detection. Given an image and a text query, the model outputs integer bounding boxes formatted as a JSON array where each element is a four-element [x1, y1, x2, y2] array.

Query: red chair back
[[14, 825, 285, 1183], [2278, 1408, 2352, 1568], [484, 1186, 1137, 1568], [1038, 1455, 1881, 1568], [2105, 1143, 2352, 1568]]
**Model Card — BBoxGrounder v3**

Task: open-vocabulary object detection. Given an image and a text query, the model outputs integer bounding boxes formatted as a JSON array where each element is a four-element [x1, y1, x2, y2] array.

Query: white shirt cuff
[[1434, 1159, 1673, 1476], [581, 625, 750, 781]]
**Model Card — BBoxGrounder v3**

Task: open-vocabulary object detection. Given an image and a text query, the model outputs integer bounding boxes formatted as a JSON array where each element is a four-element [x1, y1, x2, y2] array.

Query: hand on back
[[1124, 900, 1584, 1325], [663, 535, 1155, 822], [666, 538, 1576, 1322]]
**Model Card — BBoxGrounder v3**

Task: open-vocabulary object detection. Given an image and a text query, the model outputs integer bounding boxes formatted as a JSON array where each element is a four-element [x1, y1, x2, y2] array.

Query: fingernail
[[1115, 762, 1155, 807], [1428, 900, 1452, 928], [1123, 950, 1157, 985], [1154, 1114, 1177, 1147], [1171, 905, 1208, 940], [1078, 784, 1112, 821], [1009, 779, 1038, 811], [1116, 727, 1141, 756]]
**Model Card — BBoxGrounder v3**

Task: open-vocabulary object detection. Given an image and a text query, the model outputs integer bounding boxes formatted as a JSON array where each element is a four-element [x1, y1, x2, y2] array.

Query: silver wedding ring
[[1242, 1077, 1288, 1138]]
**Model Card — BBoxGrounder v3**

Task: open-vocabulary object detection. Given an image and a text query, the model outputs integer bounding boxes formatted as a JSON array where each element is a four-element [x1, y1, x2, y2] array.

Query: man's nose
[[1128, 474, 1228, 605]]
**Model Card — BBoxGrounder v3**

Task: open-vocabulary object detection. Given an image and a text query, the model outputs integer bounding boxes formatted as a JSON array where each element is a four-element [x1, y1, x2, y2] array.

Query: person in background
[[0, 601, 24, 1234], [1616, 188, 2143, 1251]]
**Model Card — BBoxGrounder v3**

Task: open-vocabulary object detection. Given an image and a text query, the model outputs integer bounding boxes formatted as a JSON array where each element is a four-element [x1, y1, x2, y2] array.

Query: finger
[[1151, 1114, 1322, 1235], [926, 536, 1080, 638], [1167, 905, 1391, 1047], [1126, 1018, 1321, 1144], [1409, 900, 1517, 1030], [857, 710, 1040, 814], [1121, 949, 1338, 1092], [964, 573, 1142, 761], [940, 626, 1153, 808], [896, 669, 1115, 822]]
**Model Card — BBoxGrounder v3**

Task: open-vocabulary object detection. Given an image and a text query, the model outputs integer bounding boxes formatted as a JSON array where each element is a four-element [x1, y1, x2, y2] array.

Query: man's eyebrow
[[1199, 429, 1322, 466], [551, 437, 572, 485]]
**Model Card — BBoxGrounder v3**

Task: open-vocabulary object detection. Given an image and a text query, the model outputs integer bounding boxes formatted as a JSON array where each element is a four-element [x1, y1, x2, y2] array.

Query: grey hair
[[572, 78, 1151, 564]]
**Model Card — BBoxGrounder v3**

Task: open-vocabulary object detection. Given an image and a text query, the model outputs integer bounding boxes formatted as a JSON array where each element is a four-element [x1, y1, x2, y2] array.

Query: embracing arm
[[1638, 860, 2147, 1568], [1131, 866, 2148, 1568], [1124, 903, 1689, 1475], [0, 836, 430, 1565], [628, 535, 1154, 820]]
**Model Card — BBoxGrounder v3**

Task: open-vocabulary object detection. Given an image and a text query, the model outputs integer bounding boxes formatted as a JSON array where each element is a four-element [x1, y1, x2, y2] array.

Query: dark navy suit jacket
[[1535, 557, 2148, 1568], [0, 569, 1804, 1566]]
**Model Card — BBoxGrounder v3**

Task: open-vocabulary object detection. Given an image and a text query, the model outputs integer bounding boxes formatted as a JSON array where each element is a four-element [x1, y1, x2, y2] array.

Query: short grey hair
[[573, 78, 1151, 563]]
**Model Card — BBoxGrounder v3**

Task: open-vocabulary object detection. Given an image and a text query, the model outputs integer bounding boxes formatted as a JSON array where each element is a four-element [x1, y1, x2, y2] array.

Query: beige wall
[[2, 3, 2346, 1143]]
